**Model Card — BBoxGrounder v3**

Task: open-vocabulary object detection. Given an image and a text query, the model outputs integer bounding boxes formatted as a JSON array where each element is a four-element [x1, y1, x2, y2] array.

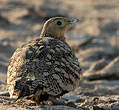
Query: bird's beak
[[68, 18, 79, 24]]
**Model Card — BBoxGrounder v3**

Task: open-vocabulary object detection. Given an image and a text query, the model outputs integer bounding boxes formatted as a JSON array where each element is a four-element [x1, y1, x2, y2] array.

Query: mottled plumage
[[7, 17, 81, 103]]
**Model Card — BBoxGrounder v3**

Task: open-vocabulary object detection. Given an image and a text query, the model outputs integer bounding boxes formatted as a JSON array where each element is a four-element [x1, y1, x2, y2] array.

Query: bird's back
[[7, 36, 81, 99]]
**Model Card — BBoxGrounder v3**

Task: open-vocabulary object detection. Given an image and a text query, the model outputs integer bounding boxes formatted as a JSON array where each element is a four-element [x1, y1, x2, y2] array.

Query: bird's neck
[[40, 33, 65, 41], [40, 27, 65, 41]]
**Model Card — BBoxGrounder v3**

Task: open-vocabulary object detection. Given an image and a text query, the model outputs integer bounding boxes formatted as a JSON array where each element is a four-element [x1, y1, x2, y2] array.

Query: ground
[[0, 0, 119, 109]]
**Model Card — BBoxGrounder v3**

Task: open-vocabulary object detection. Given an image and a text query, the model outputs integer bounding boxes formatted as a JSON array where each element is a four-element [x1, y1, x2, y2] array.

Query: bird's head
[[40, 17, 79, 40]]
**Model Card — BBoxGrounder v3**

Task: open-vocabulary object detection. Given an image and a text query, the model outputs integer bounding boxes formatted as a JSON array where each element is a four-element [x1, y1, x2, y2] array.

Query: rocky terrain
[[0, 0, 119, 109]]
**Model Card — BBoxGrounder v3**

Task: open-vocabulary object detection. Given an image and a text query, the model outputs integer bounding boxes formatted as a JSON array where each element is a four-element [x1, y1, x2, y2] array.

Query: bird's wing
[[25, 38, 82, 96], [7, 37, 81, 98]]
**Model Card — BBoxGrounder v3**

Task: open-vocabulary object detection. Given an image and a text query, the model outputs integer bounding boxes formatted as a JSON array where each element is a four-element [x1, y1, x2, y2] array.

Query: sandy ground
[[0, 0, 119, 109]]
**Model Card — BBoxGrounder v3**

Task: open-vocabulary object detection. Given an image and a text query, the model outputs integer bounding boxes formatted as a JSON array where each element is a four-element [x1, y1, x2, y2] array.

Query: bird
[[7, 17, 81, 104]]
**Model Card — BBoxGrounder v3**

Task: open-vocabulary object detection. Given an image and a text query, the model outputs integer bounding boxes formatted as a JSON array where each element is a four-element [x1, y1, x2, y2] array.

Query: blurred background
[[0, 0, 119, 104]]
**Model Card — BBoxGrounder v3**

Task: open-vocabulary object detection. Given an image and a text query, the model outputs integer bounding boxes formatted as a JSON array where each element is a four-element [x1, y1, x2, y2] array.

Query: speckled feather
[[7, 17, 81, 102]]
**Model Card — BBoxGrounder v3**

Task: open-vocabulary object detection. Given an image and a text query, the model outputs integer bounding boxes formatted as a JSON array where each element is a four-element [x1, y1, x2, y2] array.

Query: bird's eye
[[57, 21, 62, 26]]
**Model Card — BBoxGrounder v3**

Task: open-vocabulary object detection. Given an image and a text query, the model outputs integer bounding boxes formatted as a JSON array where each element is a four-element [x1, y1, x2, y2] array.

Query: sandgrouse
[[7, 17, 81, 103]]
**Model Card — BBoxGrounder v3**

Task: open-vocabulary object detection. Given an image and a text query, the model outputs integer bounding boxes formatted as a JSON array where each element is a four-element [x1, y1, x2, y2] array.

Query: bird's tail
[[17, 79, 49, 102]]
